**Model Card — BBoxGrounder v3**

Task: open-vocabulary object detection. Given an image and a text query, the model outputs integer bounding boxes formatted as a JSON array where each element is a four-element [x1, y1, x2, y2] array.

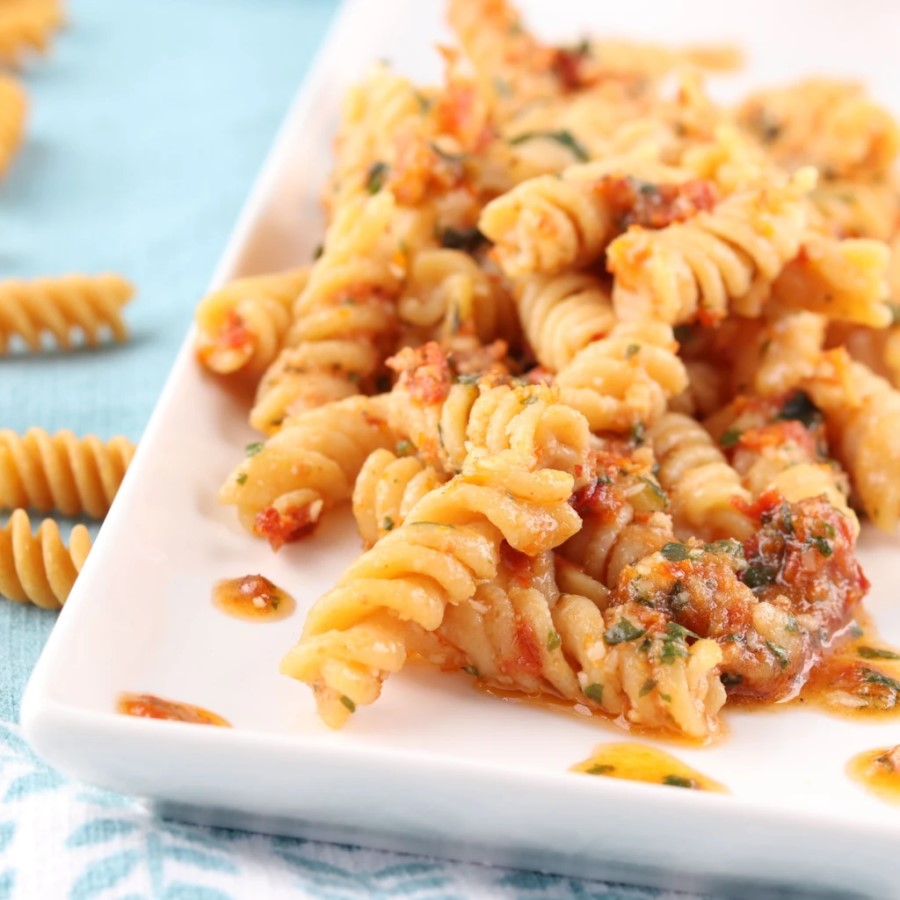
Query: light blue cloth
[[0, 3, 708, 897]]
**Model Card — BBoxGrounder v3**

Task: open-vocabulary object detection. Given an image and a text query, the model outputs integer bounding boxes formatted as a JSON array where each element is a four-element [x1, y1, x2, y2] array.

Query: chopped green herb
[[245, 442, 264, 457], [395, 439, 414, 457], [862, 669, 900, 692], [660, 542, 691, 562], [235, 472, 247, 486], [720, 672, 743, 687], [340, 695, 356, 713], [719, 428, 742, 448], [312, 243, 324, 260], [663, 774, 696, 789], [889, 303, 900, 327], [508, 129, 589, 162], [383, 516, 395, 532], [849, 624, 865, 639], [632, 477, 669, 512], [413, 90, 433, 113], [587, 763, 615, 775], [462, 665, 479, 676], [454, 373, 481, 385], [603, 618, 647, 645], [666, 621, 700, 641], [639, 678, 657, 697], [583, 683, 604, 703], [547, 629, 561, 651], [703, 538, 744, 559], [629, 421, 646, 446], [429, 141, 467, 164], [522, 395, 539, 406], [659, 692, 672, 703], [625, 343, 641, 358], [437, 421, 445, 448], [809, 535, 833, 557], [743, 564, 777, 590], [366, 161, 388, 194], [857, 646, 900, 661], [440, 226, 487, 253], [766, 641, 790, 670], [777, 390, 821, 428]]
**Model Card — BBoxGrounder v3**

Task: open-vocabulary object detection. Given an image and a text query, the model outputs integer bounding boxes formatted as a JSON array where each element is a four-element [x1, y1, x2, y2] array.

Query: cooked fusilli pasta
[[0, 428, 135, 519], [607, 170, 815, 324], [220, 395, 394, 549], [0, 509, 90, 610], [0, 0, 64, 67], [0, 274, 134, 353], [194, 268, 309, 379]]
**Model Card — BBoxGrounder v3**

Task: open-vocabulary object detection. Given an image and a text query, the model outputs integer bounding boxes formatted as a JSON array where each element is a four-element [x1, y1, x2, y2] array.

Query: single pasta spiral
[[0, 274, 134, 354], [0, 509, 91, 610], [607, 170, 814, 325], [0, 0, 64, 67], [0, 75, 26, 178], [515, 272, 615, 371], [555, 321, 689, 432], [771, 235, 890, 327], [194, 268, 309, 379], [352, 448, 448, 547], [250, 192, 403, 433], [0, 428, 135, 519], [479, 158, 693, 278], [220, 395, 395, 549], [388, 353, 592, 477], [804, 352, 900, 531], [397, 248, 519, 348], [281, 459, 582, 727], [649, 412, 754, 540]]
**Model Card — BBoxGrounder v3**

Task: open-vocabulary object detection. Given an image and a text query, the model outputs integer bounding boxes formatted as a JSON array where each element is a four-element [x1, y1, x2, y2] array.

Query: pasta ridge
[[0, 274, 134, 353], [0, 509, 90, 610], [0, 75, 26, 177], [0, 428, 135, 519]]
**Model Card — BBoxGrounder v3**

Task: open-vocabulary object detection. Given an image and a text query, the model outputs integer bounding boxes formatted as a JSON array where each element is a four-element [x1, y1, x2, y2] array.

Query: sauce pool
[[212, 574, 295, 621], [117, 693, 230, 727], [572, 742, 727, 792], [846, 746, 900, 804]]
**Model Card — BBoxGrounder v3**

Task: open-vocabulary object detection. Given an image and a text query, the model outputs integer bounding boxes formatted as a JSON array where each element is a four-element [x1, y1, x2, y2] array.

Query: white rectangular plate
[[21, 1, 900, 896]]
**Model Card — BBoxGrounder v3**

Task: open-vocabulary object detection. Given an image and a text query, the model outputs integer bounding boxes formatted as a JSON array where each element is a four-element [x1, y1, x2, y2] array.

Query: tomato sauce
[[212, 574, 295, 621], [117, 693, 230, 727]]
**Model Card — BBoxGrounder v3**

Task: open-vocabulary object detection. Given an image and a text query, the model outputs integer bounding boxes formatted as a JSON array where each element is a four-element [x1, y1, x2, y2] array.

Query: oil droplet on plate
[[117, 693, 230, 727], [212, 574, 295, 621]]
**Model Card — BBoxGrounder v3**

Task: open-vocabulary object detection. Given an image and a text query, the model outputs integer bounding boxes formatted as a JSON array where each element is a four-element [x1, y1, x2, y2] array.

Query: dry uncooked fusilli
[[0, 75, 26, 177], [0, 509, 90, 610], [0, 274, 134, 353], [0, 428, 135, 518]]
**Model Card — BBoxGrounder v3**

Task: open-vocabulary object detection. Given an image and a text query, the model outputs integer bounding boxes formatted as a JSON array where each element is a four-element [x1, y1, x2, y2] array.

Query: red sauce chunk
[[117, 693, 230, 727], [598, 176, 718, 231], [212, 574, 295, 621]]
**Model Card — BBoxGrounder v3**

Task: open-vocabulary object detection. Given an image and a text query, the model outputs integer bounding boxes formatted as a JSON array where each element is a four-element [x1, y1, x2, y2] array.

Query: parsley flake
[[603, 618, 646, 645], [583, 683, 604, 703], [244, 442, 264, 457]]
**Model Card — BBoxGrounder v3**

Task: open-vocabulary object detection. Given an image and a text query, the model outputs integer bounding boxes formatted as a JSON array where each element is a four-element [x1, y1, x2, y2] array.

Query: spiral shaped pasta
[[0, 75, 26, 178], [804, 352, 900, 531], [0, 509, 91, 610], [220, 395, 394, 549], [515, 272, 615, 372], [737, 79, 900, 180], [352, 448, 448, 548], [0, 0, 63, 67], [387, 349, 593, 477], [808, 177, 900, 242], [607, 169, 814, 325], [771, 236, 891, 327], [649, 413, 754, 541], [560, 446, 675, 588], [555, 321, 689, 433], [281, 458, 582, 727], [479, 158, 704, 278], [250, 193, 403, 432], [0, 428, 135, 519], [194, 268, 309, 379], [397, 249, 519, 349], [0, 274, 135, 354]]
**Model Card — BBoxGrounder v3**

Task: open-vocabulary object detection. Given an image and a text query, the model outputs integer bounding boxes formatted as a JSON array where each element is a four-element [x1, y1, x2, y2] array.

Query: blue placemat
[[0, 2, 710, 897]]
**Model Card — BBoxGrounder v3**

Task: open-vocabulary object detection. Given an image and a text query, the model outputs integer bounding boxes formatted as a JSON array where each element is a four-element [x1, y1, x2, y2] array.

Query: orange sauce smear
[[572, 742, 727, 792], [212, 574, 295, 621], [117, 693, 230, 727], [846, 747, 900, 804], [796, 614, 900, 721], [476, 684, 721, 746]]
